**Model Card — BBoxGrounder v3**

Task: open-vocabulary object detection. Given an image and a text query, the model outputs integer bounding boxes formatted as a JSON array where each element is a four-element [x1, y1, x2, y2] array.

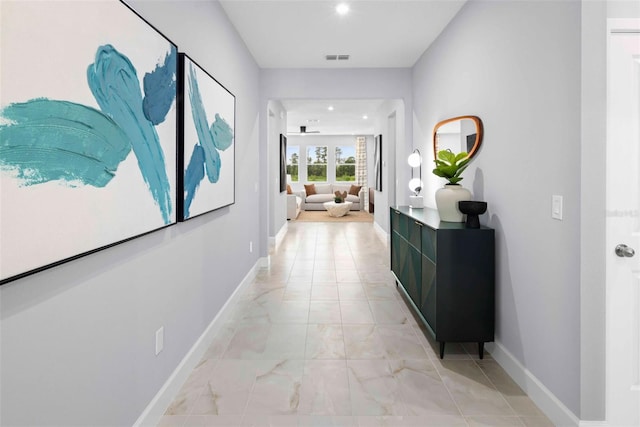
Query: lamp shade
[[409, 178, 423, 193], [286, 174, 292, 183], [408, 152, 421, 167]]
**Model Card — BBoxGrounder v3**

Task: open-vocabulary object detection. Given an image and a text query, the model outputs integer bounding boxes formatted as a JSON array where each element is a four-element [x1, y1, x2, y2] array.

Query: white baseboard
[[269, 222, 288, 251], [133, 260, 261, 427], [373, 220, 388, 246], [579, 422, 608, 427], [486, 341, 581, 427], [258, 256, 269, 268]]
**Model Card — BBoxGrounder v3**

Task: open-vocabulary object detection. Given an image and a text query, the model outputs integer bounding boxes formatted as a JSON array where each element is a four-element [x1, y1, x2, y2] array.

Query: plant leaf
[[458, 158, 470, 169], [453, 164, 468, 178], [454, 152, 469, 163], [437, 150, 455, 163]]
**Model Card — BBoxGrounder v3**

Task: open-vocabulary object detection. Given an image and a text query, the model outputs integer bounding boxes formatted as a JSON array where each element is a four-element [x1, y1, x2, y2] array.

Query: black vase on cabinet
[[390, 206, 495, 359]]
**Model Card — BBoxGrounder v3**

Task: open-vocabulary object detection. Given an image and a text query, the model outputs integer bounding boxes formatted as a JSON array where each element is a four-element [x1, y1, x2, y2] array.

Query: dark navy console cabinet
[[390, 206, 495, 358]]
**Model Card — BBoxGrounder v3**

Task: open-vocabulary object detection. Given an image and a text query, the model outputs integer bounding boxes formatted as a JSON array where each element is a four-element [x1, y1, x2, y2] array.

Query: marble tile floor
[[158, 221, 554, 427]]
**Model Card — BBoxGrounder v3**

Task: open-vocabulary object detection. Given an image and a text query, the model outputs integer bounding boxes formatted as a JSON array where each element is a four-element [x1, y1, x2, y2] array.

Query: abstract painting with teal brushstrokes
[[179, 54, 235, 221], [0, 1, 177, 284]]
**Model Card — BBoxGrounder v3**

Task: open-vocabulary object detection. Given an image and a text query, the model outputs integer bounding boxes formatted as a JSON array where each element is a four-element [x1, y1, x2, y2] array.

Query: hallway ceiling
[[282, 99, 385, 136], [219, 0, 466, 135], [219, 0, 466, 69]]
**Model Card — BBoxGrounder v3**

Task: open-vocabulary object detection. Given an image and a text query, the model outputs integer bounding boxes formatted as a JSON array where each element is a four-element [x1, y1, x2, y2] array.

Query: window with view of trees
[[307, 146, 327, 181], [286, 145, 299, 182], [335, 145, 356, 181]]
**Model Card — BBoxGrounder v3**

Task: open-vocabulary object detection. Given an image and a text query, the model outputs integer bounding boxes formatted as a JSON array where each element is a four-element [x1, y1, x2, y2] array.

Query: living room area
[[268, 98, 402, 239], [284, 131, 374, 223]]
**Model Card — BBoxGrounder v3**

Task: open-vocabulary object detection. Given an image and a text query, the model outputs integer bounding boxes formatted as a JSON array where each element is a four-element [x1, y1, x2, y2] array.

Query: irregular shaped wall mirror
[[433, 115, 483, 160]]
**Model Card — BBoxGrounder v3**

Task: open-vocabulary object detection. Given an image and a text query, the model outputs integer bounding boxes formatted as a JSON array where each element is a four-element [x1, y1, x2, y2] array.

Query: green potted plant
[[334, 190, 346, 204], [432, 150, 472, 222], [432, 150, 470, 184]]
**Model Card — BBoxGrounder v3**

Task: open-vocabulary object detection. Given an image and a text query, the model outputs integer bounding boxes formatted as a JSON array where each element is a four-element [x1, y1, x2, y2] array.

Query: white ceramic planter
[[435, 184, 472, 222]]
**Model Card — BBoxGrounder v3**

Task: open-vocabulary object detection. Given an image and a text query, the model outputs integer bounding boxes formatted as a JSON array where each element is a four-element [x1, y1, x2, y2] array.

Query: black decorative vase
[[458, 201, 487, 229]]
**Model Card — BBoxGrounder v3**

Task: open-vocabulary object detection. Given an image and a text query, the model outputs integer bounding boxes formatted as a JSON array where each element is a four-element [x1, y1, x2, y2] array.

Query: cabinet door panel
[[402, 245, 421, 304], [435, 230, 495, 341], [421, 226, 437, 262], [408, 220, 423, 250], [391, 209, 402, 233], [391, 231, 402, 279], [421, 256, 436, 331], [391, 209, 409, 238]]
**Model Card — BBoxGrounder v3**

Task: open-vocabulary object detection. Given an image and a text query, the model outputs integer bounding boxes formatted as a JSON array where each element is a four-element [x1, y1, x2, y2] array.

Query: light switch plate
[[552, 195, 563, 220]]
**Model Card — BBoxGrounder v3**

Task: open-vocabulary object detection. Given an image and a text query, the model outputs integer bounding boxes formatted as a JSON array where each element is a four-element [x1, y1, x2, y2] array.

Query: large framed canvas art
[[177, 54, 235, 221], [0, 1, 178, 284]]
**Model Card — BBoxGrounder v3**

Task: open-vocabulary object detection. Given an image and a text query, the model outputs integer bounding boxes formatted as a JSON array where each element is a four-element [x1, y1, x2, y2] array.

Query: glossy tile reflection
[[159, 221, 554, 427]]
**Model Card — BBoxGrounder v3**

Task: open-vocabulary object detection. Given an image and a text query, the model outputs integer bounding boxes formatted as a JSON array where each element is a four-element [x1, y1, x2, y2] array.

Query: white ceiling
[[219, 0, 466, 69], [219, 0, 466, 135], [282, 99, 385, 135]]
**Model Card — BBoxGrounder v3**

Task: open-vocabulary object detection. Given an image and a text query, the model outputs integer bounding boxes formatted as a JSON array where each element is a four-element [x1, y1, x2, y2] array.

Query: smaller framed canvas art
[[178, 53, 236, 221]]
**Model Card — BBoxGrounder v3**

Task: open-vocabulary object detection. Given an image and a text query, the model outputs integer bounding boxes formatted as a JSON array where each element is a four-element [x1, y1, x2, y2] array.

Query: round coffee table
[[323, 201, 353, 217]]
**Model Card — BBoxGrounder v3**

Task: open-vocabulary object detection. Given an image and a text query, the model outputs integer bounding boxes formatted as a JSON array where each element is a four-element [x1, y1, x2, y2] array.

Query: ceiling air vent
[[325, 54, 350, 61]]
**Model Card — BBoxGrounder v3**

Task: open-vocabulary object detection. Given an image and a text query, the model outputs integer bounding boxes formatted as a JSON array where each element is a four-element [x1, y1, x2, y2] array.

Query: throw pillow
[[286, 184, 292, 194], [349, 185, 362, 196], [304, 184, 316, 196]]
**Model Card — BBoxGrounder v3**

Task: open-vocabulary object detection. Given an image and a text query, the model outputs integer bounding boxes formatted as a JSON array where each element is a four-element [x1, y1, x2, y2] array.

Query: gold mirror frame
[[433, 115, 484, 160]]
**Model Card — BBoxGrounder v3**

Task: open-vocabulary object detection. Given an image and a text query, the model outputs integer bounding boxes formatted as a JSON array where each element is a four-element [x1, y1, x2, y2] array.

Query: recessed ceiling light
[[362, 115, 368, 120], [336, 3, 349, 16], [328, 106, 334, 111]]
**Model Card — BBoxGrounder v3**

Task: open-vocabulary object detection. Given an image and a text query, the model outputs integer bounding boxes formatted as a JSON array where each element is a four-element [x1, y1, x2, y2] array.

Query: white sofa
[[287, 194, 301, 219], [297, 183, 365, 211]]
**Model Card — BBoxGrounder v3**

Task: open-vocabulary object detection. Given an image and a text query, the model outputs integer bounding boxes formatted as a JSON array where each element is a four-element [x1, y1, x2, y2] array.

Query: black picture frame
[[177, 53, 236, 222], [280, 134, 287, 193], [374, 134, 383, 191], [0, 0, 178, 285]]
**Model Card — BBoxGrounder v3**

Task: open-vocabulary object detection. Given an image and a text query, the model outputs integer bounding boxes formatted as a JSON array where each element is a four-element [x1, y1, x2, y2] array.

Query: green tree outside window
[[335, 145, 356, 182], [307, 146, 327, 181]]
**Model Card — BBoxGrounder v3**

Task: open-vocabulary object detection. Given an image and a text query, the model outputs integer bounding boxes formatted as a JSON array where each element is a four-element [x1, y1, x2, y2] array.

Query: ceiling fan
[[288, 125, 320, 134]]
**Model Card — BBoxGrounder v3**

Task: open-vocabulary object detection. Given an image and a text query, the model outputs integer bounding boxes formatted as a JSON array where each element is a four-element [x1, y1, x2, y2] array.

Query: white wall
[[268, 100, 287, 238], [259, 68, 413, 238], [0, 1, 261, 425], [580, 0, 607, 420], [412, 0, 581, 418], [373, 100, 407, 234]]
